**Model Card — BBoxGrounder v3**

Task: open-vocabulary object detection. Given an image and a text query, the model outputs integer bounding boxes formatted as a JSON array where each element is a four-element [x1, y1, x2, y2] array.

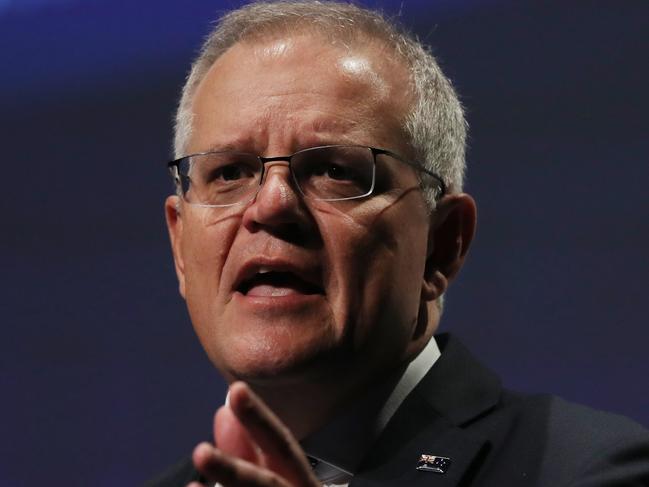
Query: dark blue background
[[1, 1, 647, 485]]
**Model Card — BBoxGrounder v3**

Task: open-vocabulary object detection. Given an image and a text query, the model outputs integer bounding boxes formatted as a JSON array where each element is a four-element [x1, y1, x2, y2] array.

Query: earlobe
[[420, 269, 448, 301], [165, 195, 187, 298], [421, 193, 477, 301]]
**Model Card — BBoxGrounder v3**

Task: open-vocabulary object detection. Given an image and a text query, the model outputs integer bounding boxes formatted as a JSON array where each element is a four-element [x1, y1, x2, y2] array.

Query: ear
[[165, 195, 186, 299], [421, 193, 476, 301]]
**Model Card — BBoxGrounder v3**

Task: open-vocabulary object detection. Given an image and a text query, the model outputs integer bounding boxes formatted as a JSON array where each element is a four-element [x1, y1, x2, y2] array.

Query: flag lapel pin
[[416, 454, 451, 474]]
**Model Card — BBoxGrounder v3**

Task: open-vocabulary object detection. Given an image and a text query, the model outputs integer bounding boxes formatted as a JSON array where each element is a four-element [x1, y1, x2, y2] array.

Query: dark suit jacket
[[145, 334, 649, 486]]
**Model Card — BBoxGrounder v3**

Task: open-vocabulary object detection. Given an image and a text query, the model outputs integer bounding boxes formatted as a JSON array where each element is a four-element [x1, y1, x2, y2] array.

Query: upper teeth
[[258, 267, 273, 274]]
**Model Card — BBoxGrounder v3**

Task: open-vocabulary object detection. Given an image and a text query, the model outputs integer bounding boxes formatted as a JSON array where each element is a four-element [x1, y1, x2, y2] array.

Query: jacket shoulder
[[537, 394, 649, 485], [487, 391, 649, 486]]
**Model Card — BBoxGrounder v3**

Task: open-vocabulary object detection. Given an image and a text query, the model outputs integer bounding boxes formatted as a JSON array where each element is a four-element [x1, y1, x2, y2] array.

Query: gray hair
[[173, 0, 467, 207]]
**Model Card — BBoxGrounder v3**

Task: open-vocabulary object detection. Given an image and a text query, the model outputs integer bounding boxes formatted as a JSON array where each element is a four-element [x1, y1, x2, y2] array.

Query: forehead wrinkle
[[196, 95, 404, 156], [281, 106, 384, 148], [198, 119, 272, 154], [309, 117, 355, 136]]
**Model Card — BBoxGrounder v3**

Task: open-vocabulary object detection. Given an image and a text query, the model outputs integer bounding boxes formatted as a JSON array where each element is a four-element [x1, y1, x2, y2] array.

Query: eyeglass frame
[[167, 144, 447, 207]]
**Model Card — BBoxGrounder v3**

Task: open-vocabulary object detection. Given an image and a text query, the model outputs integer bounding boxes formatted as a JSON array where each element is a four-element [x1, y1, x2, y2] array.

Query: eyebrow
[[202, 139, 361, 156]]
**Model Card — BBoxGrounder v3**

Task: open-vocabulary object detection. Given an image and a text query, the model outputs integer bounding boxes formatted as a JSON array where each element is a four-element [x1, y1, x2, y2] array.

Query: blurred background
[[1, 0, 647, 485]]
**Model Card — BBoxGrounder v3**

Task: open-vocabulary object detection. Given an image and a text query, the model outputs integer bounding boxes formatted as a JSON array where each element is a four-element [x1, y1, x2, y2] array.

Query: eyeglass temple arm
[[371, 148, 447, 198]]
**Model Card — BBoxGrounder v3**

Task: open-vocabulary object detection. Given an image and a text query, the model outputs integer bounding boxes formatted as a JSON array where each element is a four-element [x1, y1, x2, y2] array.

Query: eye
[[206, 160, 257, 183], [216, 163, 247, 181], [321, 162, 354, 181], [292, 146, 374, 200]]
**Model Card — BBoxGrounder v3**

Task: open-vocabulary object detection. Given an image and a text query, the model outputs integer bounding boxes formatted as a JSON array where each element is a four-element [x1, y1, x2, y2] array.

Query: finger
[[215, 404, 262, 464], [193, 442, 292, 487], [227, 382, 318, 485]]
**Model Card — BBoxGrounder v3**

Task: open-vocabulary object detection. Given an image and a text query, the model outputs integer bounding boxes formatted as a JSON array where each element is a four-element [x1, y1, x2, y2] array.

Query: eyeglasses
[[167, 145, 446, 207]]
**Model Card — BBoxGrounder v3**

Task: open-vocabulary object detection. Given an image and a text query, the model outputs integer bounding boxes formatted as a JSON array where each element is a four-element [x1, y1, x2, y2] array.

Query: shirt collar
[[301, 336, 441, 477]]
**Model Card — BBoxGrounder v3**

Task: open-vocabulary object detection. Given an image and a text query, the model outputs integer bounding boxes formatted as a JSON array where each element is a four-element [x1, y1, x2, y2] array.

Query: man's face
[[166, 33, 437, 387]]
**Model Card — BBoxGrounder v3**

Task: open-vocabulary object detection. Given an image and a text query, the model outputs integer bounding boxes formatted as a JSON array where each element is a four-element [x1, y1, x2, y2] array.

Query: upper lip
[[233, 258, 324, 293]]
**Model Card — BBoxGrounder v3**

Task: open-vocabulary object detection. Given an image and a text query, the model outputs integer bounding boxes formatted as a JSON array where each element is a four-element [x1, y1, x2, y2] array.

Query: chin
[[213, 328, 348, 386]]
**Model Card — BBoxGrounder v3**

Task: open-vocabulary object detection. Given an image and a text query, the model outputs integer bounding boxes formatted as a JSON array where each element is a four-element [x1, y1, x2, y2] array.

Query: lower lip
[[246, 284, 304, 298], [232, 288, 324, 311]]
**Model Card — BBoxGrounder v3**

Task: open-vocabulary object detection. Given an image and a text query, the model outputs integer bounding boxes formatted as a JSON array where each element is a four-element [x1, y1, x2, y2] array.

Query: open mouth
[[237, 270, 324, 297]]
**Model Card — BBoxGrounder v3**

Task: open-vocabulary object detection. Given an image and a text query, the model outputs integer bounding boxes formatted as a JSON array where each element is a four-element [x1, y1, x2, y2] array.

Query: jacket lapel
[[351, 334, 501, 486]]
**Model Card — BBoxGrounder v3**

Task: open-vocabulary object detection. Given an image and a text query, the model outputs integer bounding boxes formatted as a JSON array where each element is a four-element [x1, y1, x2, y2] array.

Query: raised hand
[[188, 382, 320, 487]]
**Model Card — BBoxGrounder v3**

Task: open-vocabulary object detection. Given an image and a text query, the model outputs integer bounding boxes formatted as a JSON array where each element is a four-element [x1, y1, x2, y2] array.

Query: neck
[[249, 376, 359, 439], [240, 325, 439, 439], [219, 357, 369, 439], [247, 356, 414, 440]]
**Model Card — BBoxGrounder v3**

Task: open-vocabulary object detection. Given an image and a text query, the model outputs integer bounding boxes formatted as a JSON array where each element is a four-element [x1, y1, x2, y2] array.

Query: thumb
[[214, 401, 262, 464]]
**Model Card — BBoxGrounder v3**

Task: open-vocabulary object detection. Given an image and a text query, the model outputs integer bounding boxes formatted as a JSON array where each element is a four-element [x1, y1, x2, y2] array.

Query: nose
[[241, 162, 310, 234]]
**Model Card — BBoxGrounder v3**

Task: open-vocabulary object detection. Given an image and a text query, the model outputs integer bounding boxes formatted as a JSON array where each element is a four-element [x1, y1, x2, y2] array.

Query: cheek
[[315, 217, 387, 321], [182, 210, 242, 313], [314, 200, 428, 346]]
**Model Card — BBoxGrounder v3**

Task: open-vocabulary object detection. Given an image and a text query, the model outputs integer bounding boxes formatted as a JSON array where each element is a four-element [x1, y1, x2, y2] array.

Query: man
[[149, 2, 649, 486]]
